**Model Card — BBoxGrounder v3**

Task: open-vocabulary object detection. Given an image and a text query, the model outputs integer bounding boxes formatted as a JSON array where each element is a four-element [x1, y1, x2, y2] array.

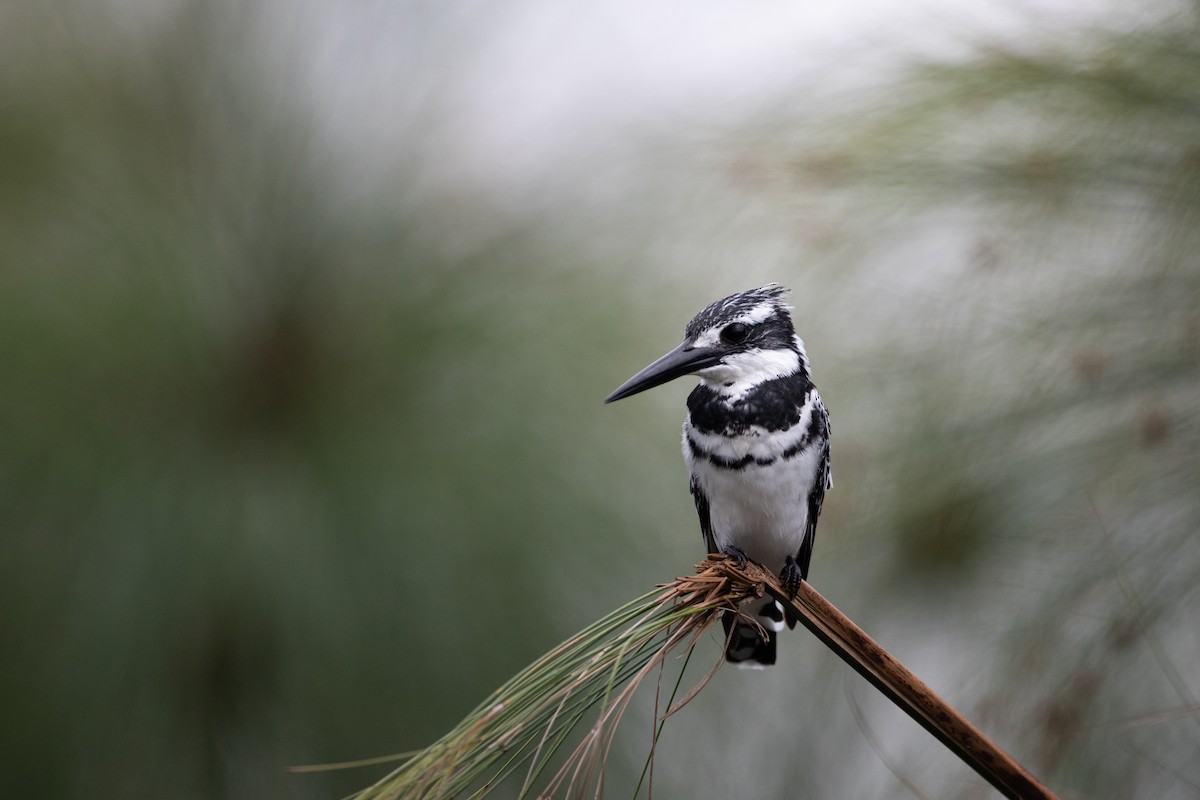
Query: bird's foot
[[781, 556, 804, 597], [721, 545, 749, 569]]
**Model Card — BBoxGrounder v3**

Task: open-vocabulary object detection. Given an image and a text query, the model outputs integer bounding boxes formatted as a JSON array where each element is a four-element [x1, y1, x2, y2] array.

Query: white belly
[[685, 425, 822, 572]]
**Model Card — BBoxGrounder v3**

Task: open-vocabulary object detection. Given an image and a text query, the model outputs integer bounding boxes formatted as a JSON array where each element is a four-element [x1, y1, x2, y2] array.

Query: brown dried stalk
[[710, 556, 1060, 800]]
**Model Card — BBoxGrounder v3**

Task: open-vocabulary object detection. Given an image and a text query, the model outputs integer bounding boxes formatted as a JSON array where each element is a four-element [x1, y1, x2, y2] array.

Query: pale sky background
[[286, 0, 1151, 205]]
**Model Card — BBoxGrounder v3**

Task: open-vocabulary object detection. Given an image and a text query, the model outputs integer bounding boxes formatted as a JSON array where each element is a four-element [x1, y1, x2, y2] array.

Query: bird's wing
[[690, 476, 718, 554], [795, 395, 832, 579]]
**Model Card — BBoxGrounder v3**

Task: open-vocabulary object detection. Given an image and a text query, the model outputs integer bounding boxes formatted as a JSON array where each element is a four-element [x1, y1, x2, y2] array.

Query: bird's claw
[[722, 545, 749, 569], [781, 556, 804, 597]]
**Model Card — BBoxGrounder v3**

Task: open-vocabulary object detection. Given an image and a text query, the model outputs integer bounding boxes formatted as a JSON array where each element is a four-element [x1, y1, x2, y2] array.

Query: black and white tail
[[722, 597, 788, 667]]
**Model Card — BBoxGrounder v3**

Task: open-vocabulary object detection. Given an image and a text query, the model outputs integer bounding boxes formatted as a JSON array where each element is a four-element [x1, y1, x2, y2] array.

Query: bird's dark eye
[[720, 322, 751, 345]]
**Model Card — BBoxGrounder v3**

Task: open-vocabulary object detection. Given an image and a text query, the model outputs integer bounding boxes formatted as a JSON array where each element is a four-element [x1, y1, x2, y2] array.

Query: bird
[[605, 284, 831, 667]]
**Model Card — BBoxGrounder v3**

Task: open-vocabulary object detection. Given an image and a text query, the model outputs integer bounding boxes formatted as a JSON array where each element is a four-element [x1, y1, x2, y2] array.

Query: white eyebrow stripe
[[736, 303, 776, 326]]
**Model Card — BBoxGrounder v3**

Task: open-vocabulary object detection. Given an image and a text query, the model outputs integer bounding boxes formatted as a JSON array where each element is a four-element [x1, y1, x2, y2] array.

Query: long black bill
[[605, 342, 723, 403]]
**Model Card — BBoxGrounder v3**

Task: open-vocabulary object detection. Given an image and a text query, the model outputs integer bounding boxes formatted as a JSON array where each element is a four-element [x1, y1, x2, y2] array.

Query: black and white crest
[[685, 283, 789, 339], [607, 283, 832, 668]]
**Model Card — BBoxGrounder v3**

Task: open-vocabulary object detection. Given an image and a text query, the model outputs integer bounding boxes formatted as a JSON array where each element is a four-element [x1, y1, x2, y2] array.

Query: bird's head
[[605, 284, 807, 403]]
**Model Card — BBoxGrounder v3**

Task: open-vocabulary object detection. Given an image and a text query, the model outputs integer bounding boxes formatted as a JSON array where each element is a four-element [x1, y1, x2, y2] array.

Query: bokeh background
[[3, 1, 1198, 798]]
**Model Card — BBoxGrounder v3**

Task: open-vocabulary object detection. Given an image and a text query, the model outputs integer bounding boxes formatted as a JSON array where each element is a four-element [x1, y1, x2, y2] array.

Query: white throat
[[697, 347, 800, 400]]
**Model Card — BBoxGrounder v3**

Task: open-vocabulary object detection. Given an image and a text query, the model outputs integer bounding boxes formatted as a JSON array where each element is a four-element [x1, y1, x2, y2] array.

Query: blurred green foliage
[[2, 2, 1198, 799], [0, 4, 664, 798]]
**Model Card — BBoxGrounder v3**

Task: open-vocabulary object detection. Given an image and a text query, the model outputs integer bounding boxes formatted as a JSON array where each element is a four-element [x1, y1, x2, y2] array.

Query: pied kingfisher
[[606, 284, 831, 666]]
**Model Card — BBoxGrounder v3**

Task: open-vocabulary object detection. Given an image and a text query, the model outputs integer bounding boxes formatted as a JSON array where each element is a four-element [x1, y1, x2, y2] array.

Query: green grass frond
[[350, 558, 765, 800]]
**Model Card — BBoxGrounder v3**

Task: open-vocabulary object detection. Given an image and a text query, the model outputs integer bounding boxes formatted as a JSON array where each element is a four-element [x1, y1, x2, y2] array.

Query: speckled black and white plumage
[[607, 283, 831, 667]]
